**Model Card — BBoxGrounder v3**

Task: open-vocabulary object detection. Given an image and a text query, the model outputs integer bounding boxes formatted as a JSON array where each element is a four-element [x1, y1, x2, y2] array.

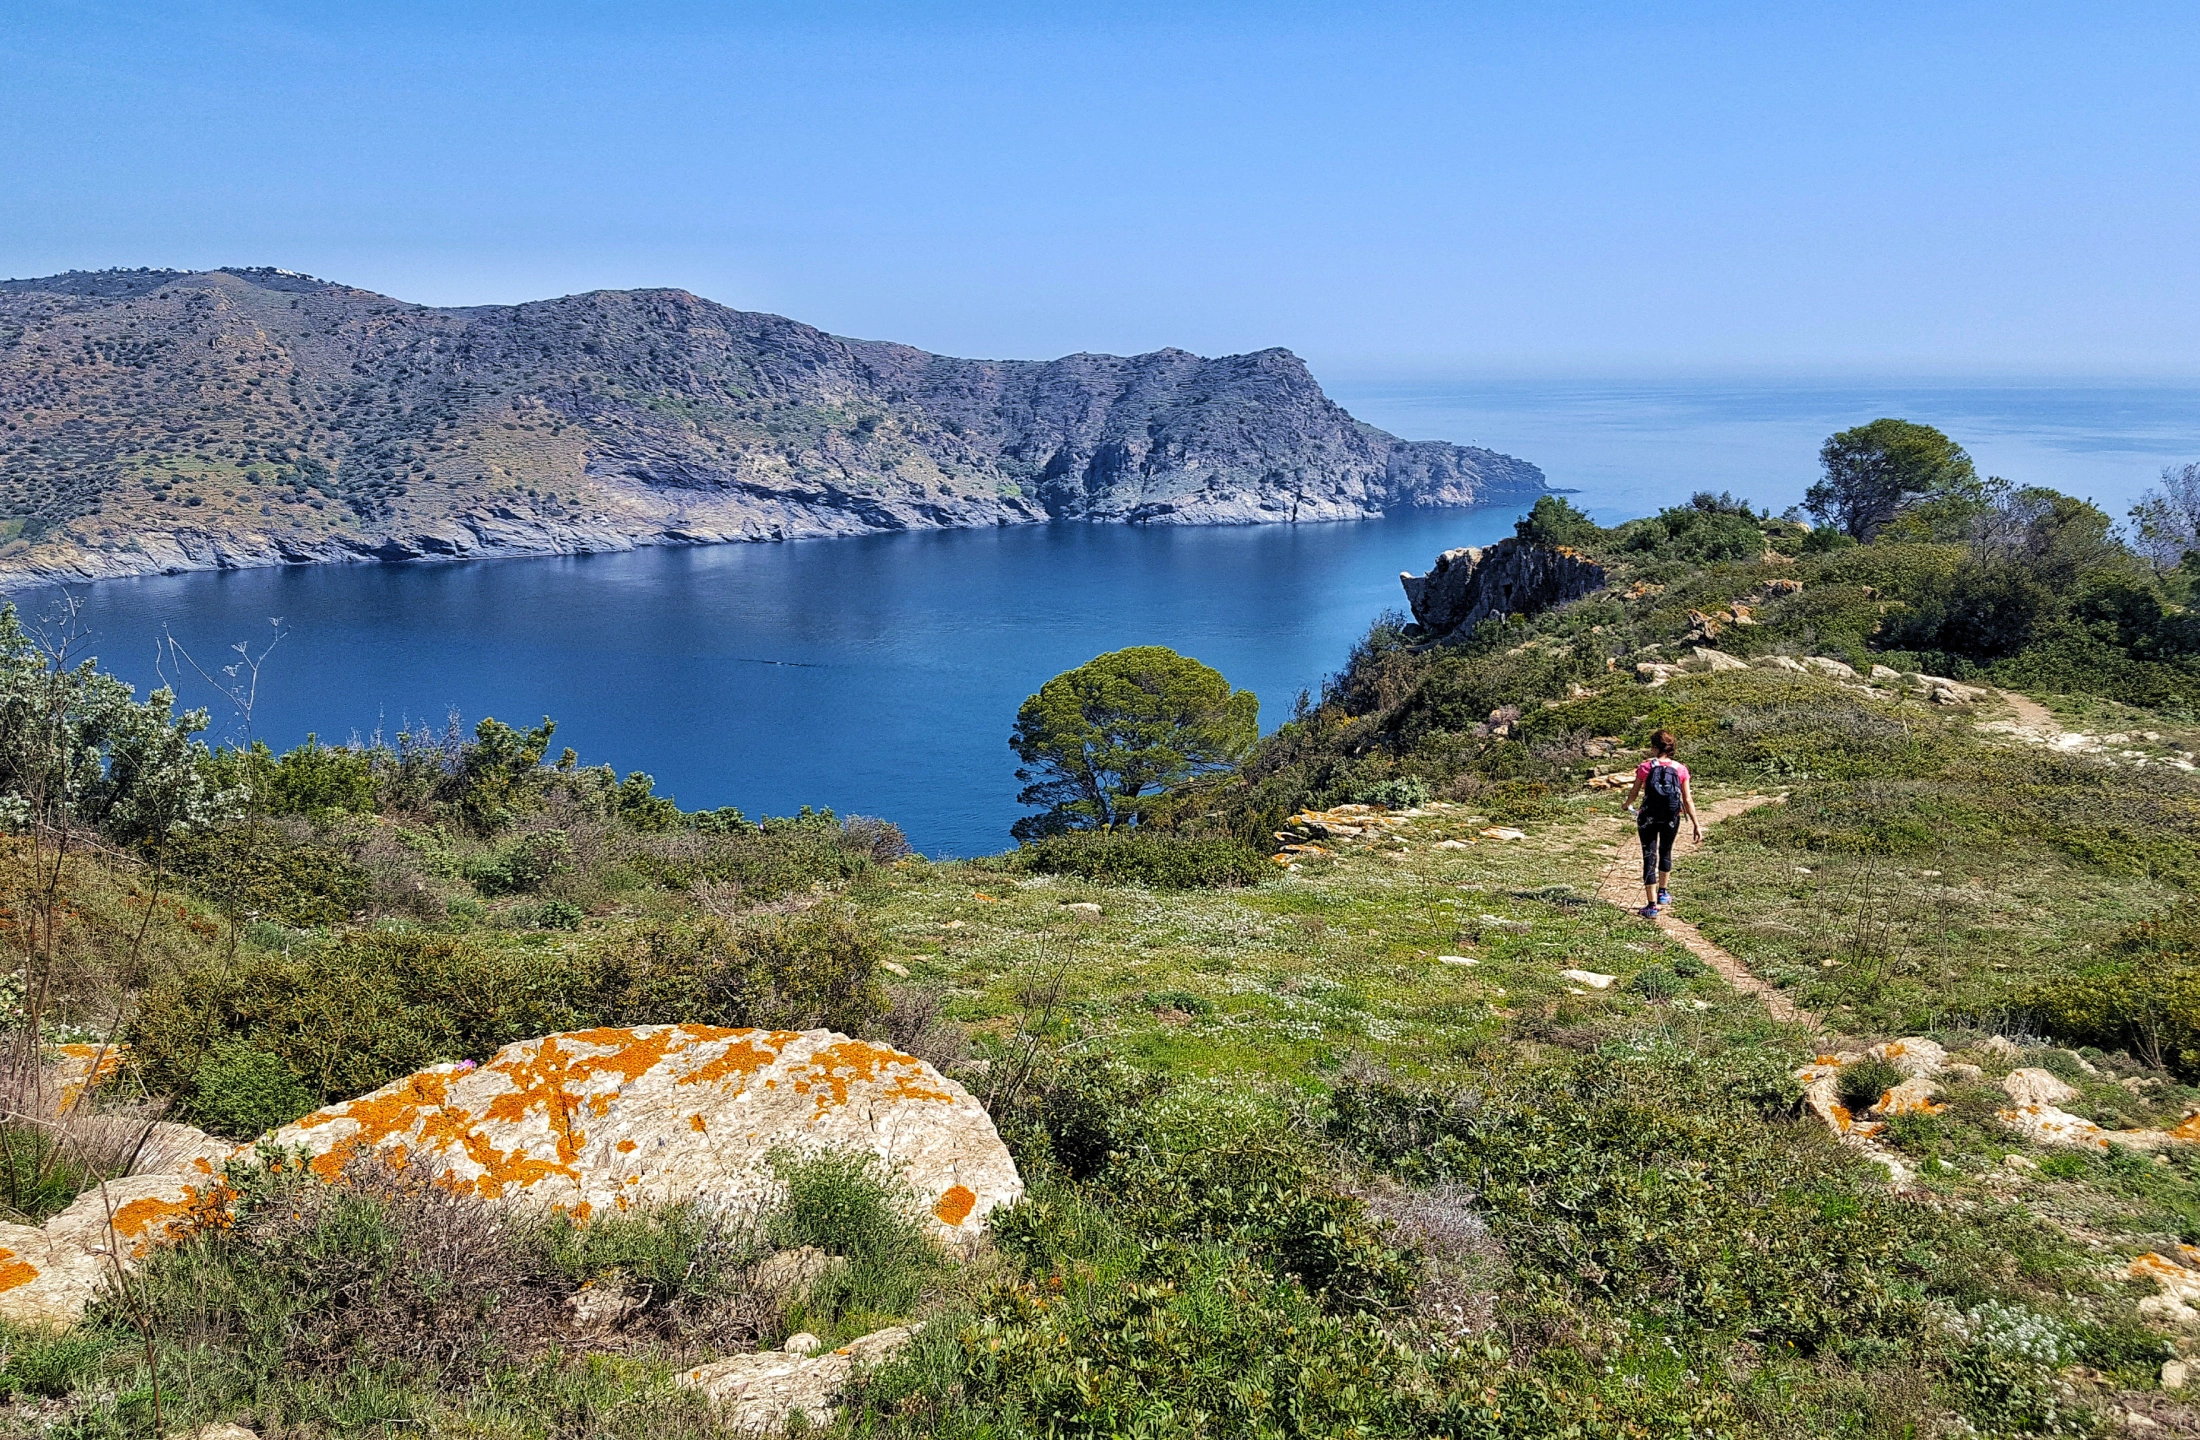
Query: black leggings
[[1639, 817, 1679, 886]]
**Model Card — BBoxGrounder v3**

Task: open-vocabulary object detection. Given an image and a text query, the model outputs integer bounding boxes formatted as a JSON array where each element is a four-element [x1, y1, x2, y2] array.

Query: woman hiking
[[1623, 730, 1700, 918]]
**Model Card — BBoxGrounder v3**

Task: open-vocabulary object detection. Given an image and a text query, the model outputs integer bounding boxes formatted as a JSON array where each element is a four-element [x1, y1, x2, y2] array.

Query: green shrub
[[2024, 965, 2200, 1079], [129, 932, 598, 1109], [0, 1124, 113, 1224], [512, 899, 584, 931], [189, 1040, 318, 1138], [1329, 1053, 1945, 1349], [1625, 965, 1683, 1000], [592, 907, 887, 1038], [162, 824, 372, 927], [536, 1199, 759, 1309], [1836, 1057, 1905, 1118], [620, 808, 876, 902], [769, 1149, 938, 1339], [991, 1054, 1170, 1181], [769, 1149, 924, 1265], [1014, 830, 1267, 889], [133, 908, 889, 1115], [1355, 776, 1431, 809], [464, 829, 571, 896], [0, 1322, 115, 1399]]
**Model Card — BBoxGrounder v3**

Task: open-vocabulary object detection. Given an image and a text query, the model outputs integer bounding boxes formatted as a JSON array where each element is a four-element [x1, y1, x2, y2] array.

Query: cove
[[41, 506, 1525, 857]]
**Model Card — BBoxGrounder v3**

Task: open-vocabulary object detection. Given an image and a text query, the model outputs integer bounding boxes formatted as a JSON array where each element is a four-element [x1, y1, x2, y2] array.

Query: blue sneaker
[[1639, 904, 1660, 919], [1657, 888, 1671, 906]]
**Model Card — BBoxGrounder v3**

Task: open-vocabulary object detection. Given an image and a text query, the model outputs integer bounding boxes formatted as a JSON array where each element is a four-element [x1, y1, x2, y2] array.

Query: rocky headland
[[0, 267, 1545, 587]]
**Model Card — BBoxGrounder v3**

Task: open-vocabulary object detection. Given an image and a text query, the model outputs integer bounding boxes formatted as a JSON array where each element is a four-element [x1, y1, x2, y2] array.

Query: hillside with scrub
[[8, 423, 2200, 1436]]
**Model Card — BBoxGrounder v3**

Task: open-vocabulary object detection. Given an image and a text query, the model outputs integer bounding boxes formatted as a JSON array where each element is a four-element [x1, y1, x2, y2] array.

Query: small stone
[[1802, 656, 1859, 679], [2004, 1153, 2040, 1171], [1479, 826, 1528, 841], [1687, 646, 1749, 672], [1754, 655, 1811, 673], [681, 1324, 916, 1429], [1437, 955, 1478, 967], [1560, 969, 1616, 990], [1981, 1035, 2024, 1060], [187, 1426, 260, 1440], [783, 1331, 823, 1356], [1062, 902, 1102, 914], [2002, 1068, 2079, 1107], [880, 960, 910, 978], [1437, 838, 1471, 849], [2164, 1358, 2189, 1390]]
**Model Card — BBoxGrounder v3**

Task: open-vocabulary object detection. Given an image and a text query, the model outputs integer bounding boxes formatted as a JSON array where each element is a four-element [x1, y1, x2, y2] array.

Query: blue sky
[[3, 1, 2196, 376]]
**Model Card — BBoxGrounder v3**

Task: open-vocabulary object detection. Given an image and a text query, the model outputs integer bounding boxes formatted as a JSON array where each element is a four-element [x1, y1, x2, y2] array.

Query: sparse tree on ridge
[[2130, 461, 2200, 569], [1805, 418, 1979, 540], [1009, 646, 1257, 840]]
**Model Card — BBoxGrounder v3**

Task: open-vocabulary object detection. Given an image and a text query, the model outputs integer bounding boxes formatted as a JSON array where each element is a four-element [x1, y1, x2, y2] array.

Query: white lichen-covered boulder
[[267, 1026, 1022, 1242], [2001, 1067, 2079, 1107], [680, 1325, 916, 1430], [0, 1171, 233, 1325]]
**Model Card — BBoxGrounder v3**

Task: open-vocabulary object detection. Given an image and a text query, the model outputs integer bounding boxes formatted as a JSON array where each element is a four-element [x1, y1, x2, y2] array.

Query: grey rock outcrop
[[1400, 538, 1606, 642], [0, 268, 1545, 587]]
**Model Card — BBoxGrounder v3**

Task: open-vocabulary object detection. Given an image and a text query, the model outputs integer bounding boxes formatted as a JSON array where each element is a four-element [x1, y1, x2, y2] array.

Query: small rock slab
[[1559, 969, 1615, 990], [269, 1026, 1022, 1243], [680, 1325, 916, 1431], [0, 1172, 231, 1326], [2002, 1067, 2079, 1107]]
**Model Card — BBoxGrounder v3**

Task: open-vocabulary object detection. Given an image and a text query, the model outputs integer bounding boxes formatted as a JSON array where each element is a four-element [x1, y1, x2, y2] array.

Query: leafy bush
[[2025, 965, 2200, 1079], [594, 908, 887, 1037], [619, 807, 879, 903], [129, 932, 598, 1109], [463, 829, 571, 896], [0, 1322, 114, 1399], [189, 1039, 318, 1138], [1625, 964, 1683, 1000], [134, 907, 889, 1115], [1329, 1053, 1946, 1349], [1013, 830, 1267, 889], [162, 824, 371, 927], [1355, 776, 1431, 809], [1835, 1056, 1904, 1117], [769, 1149, 938, 1340], [1945, 1300, 2089, 1436], [97, 1157, 565, 1390]]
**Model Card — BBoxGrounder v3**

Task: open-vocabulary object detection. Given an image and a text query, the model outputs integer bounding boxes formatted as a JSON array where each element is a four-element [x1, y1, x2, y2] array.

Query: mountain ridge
[[0, 266, 1544, 586]]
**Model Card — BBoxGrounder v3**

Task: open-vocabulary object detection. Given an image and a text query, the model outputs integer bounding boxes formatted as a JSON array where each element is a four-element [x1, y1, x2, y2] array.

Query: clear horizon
[[5, 2, 2198, 380]]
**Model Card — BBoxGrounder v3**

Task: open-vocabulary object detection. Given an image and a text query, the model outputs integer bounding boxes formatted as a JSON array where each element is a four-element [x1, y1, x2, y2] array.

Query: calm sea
[[27, 377, 2200, 856]]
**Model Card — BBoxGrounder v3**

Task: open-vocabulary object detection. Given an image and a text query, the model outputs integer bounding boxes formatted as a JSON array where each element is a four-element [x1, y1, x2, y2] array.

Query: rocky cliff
[[0, 267, 1545, 585], [1400, 539, 1607, 642]]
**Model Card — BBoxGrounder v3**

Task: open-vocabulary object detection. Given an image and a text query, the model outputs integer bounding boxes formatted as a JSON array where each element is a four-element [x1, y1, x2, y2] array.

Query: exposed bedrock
[[1399, 538, 1608, 642]]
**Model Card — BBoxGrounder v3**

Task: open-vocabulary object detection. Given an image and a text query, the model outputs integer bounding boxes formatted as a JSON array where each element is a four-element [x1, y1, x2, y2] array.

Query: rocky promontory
[[0, 267, 1545, 586]]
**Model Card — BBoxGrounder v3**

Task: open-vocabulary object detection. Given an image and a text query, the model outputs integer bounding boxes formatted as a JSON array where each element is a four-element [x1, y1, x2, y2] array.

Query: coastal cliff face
[[1400, 538, 1607, 641], [0, 268, 1545, 586]]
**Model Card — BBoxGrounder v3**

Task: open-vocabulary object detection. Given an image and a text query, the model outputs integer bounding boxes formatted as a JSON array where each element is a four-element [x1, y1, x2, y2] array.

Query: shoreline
[[0, 496, 1544, 595]]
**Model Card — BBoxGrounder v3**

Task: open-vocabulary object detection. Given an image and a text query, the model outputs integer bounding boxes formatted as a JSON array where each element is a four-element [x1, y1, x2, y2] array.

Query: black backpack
[[1641, 759, 1684, 823]]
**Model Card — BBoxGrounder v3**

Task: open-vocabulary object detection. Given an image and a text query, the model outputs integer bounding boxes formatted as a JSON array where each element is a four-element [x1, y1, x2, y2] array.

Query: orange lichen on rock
[[0, 1250, 37, 1294], [934, 1185, 977, 1226], [675, 1031, 795, 1089], [788, 1040, 955, 1116]]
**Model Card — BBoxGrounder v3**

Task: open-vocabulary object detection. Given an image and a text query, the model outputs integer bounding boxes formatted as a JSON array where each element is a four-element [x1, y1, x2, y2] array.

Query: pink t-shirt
[[1636, 758, 1689, 786]]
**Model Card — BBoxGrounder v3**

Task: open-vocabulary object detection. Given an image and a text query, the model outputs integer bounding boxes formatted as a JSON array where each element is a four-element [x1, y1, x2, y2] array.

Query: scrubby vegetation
[[7, 425, 2200, 1434]]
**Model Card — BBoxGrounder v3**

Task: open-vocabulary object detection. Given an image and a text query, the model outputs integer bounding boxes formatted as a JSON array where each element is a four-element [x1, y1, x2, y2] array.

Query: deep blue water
[[26, 376, 2200, 857], [42, 509, 1520, 857]]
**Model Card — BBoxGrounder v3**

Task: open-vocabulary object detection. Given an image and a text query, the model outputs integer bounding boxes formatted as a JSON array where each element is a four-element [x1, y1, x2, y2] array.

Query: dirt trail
[[1997, 689, 2057, 732], [1595, 793, 1820, 1028]]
